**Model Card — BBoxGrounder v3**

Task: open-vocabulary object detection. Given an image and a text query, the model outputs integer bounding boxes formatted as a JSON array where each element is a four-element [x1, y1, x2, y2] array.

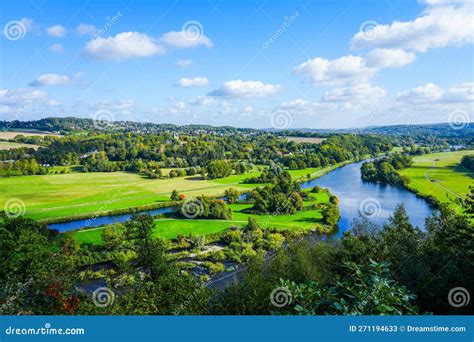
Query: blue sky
[[1, 0, 472, 128]]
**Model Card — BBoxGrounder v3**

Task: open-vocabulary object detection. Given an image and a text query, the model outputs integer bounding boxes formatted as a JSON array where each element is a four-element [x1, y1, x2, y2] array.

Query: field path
[[424, 160, 463, 200]]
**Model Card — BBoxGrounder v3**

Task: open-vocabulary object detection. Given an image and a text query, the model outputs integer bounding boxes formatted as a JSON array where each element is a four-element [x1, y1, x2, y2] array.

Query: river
[[300, 160, 434, 235], [48, 160, 434, 233]]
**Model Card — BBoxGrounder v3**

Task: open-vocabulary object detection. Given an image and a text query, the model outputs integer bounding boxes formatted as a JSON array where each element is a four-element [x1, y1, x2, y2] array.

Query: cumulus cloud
[[397, 82, 474, 105], [293, 55, 373, 86], [29, 73, 70, 87], [84, 32, 165, 61], [396, 83, 444, 105], [208, 80, 282, 98], [176, 77, 209, 88], [159, 30, 213, 49], [49, 43, 64, 53], [365, 49, 416, 69], [351, 4, 474, 52], [47, 25, 67, 37], [76, 23, 97, 36]]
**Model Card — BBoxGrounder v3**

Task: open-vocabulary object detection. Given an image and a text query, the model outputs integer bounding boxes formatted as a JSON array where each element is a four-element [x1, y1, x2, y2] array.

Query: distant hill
[[0, 117, 258, 135], [274, 122, 473, 139]]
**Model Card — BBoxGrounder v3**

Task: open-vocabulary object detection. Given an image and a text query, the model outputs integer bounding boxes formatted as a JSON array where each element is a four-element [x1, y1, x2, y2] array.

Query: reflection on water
[[300, 160, 434, 236]]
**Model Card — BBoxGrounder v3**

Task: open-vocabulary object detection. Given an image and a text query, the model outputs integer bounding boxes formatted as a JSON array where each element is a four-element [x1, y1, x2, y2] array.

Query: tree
[[123, 214, 167, 279], [206, 160, 232, 179], [322, 204, 340, 227], [102, 225, 123, 250], [224, 188, 240, 204], [170, 190, 179, 201]]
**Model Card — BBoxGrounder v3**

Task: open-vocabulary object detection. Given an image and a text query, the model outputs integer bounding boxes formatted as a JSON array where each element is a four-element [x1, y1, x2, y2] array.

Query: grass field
[[399, 150, 473, 211], [0, 170, 265, 221], [0, 163, 338, 222], [0, 141, 40, 150], [73, 191, 330, 244]]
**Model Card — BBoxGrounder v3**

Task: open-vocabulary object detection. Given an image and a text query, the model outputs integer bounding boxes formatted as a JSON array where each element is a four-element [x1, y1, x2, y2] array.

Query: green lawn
[[399, 150, 473, 211], [72, 191, 330, 245]]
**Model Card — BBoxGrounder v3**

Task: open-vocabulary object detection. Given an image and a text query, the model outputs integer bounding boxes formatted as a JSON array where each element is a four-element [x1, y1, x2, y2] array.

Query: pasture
[[399, 150, 473, 211]]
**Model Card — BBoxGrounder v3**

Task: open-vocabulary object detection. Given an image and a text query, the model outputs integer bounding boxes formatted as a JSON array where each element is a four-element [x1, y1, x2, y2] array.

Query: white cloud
[[322, 83, 387, 104], [47, 25, 67, 37], [159, 30, 213, 49], [208, 80, 282, 98], [176, 59, 193, 68], [29, 74, 70, 87], [76, 23, 97, 36], [443, 82, 474, 102], [365, 49, 416, 68], [293, 55, 373, 86], [397, 82, 474, 105], [85, 32, 166, 61], [396, 83, 444, 104], [0, 88, 49, 114], [177, 77, 209, 88], [49, 43, 64, 53], [351, 4, 474, 52]]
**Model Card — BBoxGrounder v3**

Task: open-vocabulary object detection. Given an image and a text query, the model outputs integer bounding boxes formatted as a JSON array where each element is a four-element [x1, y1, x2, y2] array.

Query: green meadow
[[0, 165, 336, 222], [72, 191, 330, 245], [399, 150, 473, 211]]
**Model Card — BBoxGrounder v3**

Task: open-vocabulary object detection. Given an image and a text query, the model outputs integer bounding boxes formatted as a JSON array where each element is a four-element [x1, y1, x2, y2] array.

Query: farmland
[[399, 150, 473, 211], [286, 136, 327, 144], [0, 165, 336, 222]]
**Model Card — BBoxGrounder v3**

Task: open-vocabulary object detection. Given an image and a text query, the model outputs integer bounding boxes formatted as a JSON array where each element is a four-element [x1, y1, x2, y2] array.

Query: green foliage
[[279, 261, 418, 315], [361, 153, 412, 187], [224, 188, 240, 204], [206, 160, 232, 179], [460, 154, 474, 171]]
